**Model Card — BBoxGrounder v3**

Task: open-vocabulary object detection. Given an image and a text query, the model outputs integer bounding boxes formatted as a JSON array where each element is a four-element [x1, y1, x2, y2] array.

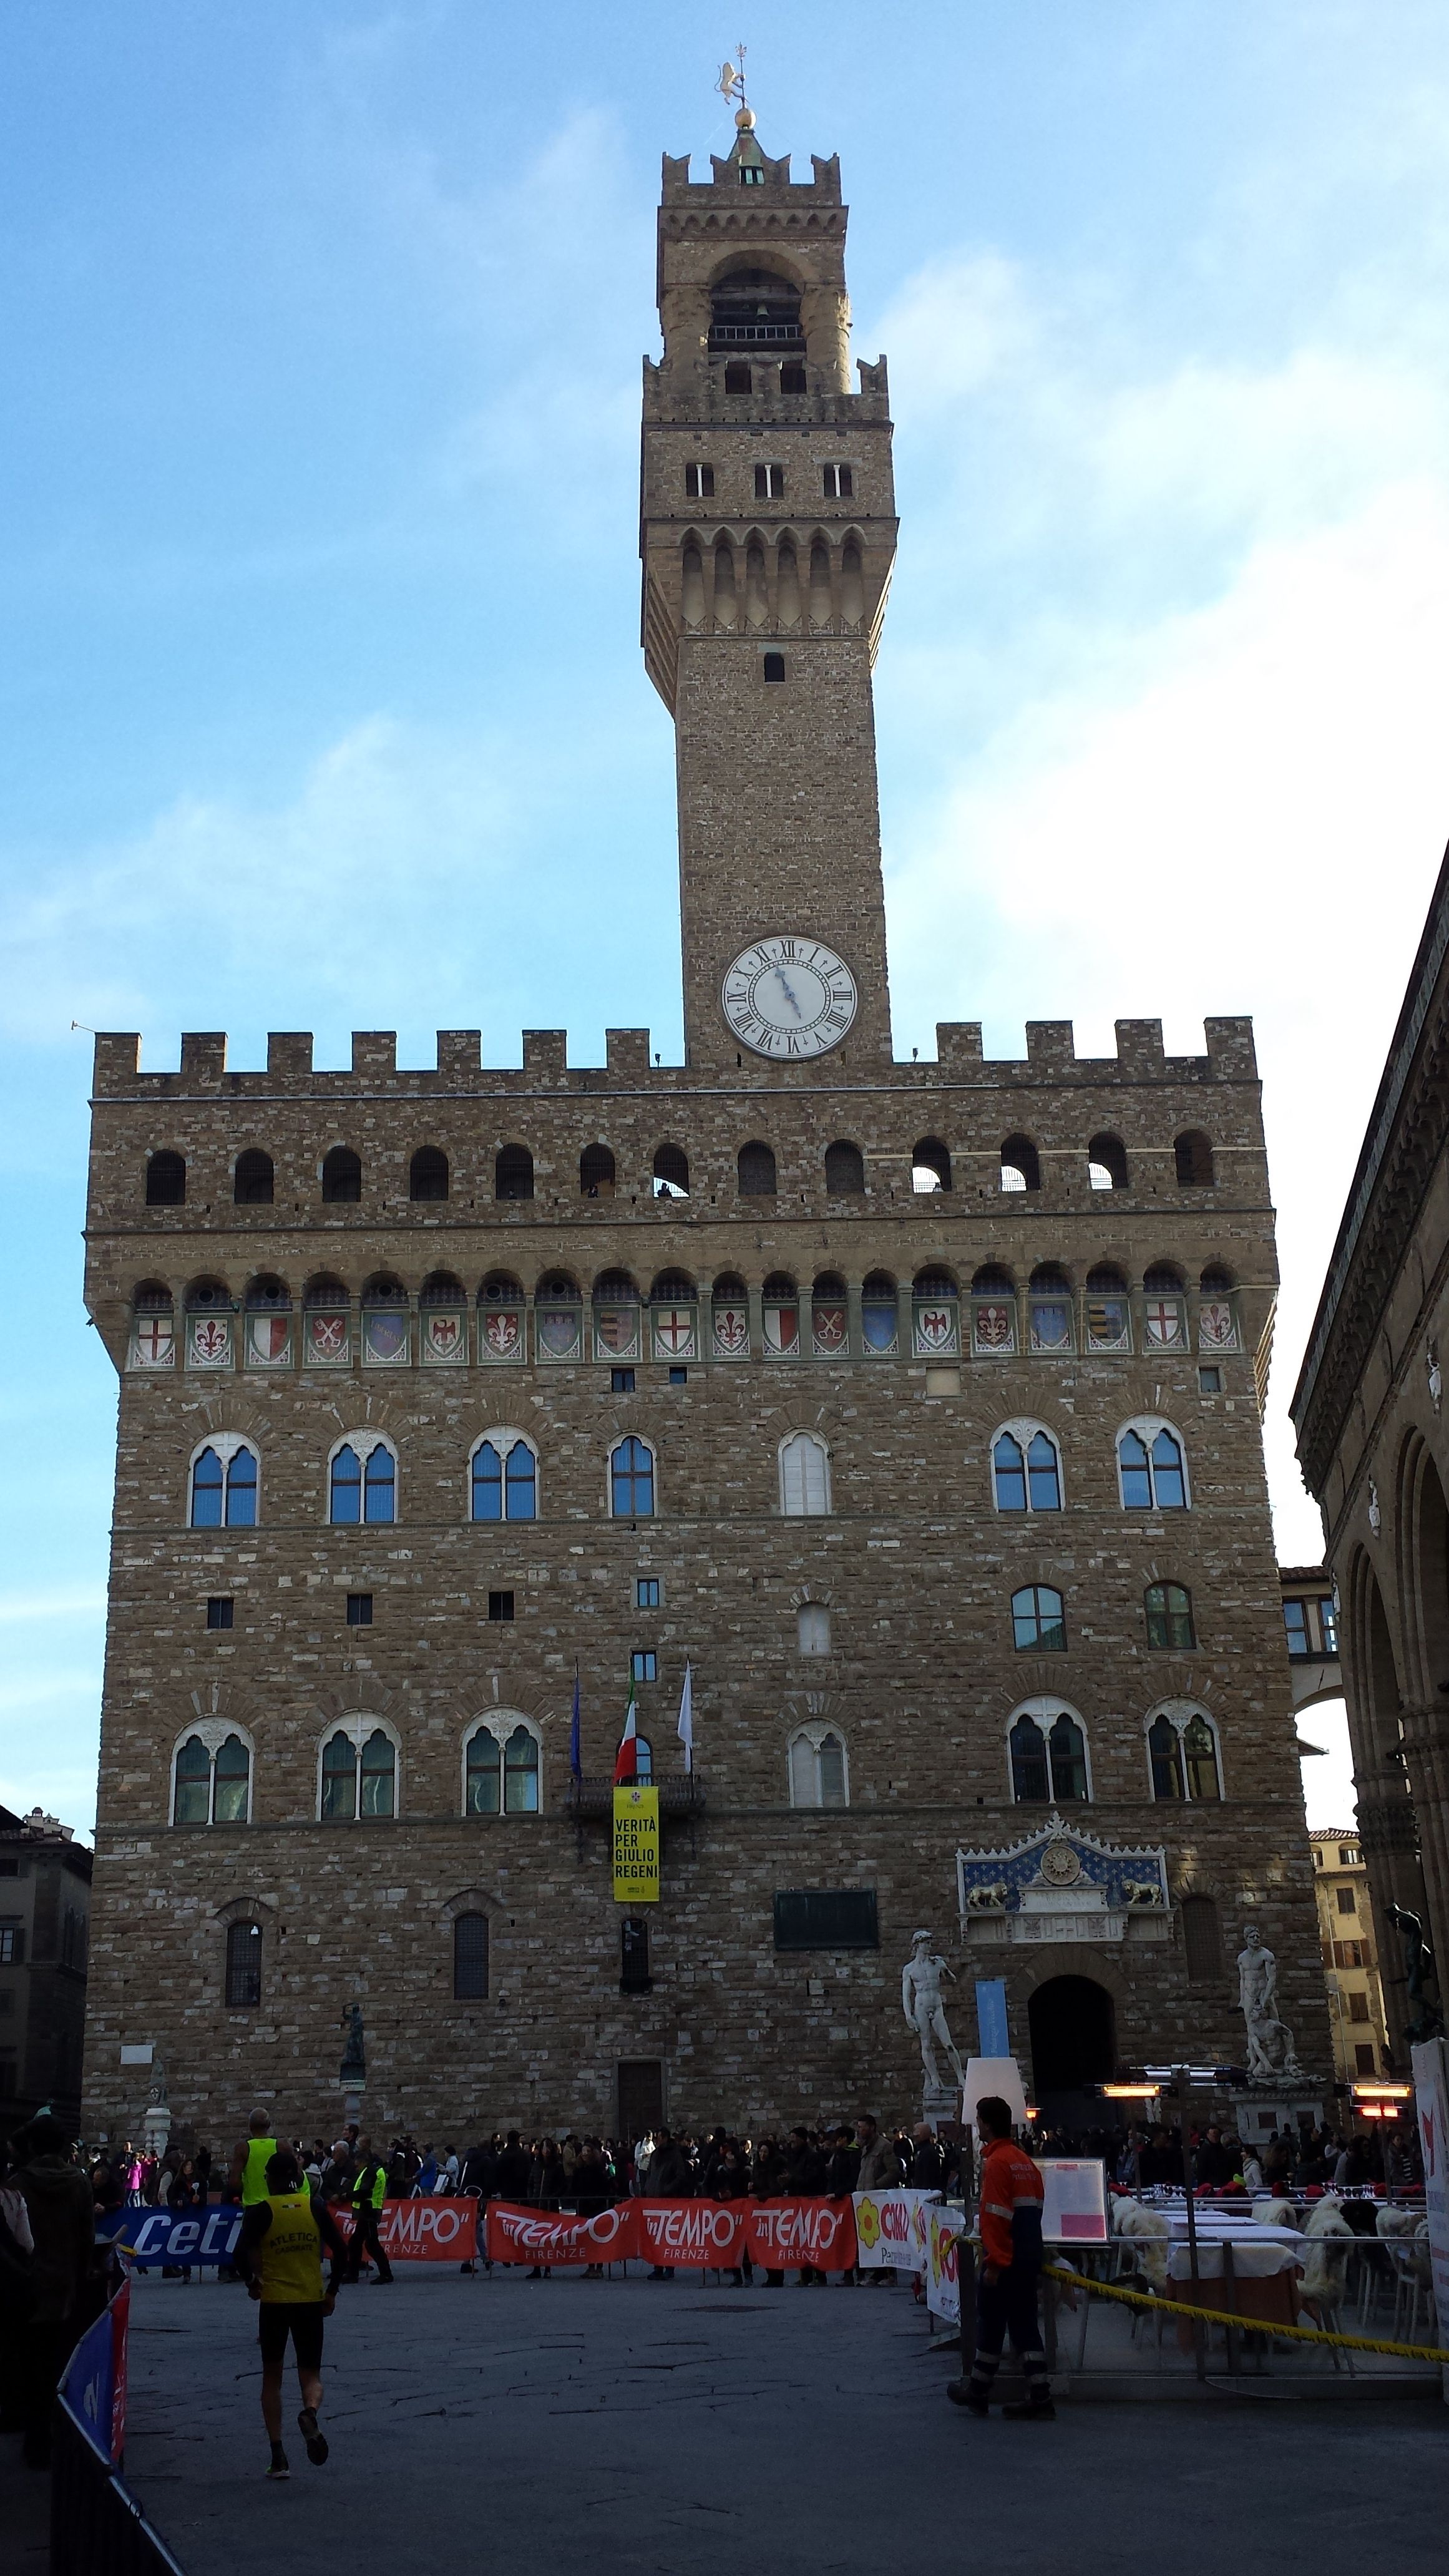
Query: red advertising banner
[[334, 2199, 478, 2262], [484, 2198, 857, 2271]]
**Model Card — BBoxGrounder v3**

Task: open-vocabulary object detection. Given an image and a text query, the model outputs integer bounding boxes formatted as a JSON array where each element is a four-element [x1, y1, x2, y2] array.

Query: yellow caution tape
[[1043, 2261, 1448, 2366]]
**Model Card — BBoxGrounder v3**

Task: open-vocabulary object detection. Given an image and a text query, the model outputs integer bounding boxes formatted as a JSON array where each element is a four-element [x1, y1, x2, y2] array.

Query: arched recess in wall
[[1399, 1434, 1449, 1703]]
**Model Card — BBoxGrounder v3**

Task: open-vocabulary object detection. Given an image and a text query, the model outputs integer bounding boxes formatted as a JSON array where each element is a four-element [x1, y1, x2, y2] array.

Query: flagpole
[[676, 1660, 694, 1775]]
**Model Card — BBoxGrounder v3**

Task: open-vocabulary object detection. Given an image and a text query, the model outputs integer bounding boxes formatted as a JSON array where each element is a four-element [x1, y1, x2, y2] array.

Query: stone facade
[[80, 124, 1329, 2145], [1292, 839, 1449, 2053], [1, 1805, 91, 2132]]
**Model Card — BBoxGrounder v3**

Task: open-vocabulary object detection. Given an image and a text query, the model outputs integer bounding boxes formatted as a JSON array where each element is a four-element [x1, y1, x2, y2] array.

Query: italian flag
[[613, 1673, 640, 1783]]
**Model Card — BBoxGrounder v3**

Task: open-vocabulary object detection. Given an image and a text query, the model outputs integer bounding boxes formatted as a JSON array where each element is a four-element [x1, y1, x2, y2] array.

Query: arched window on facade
[[610, 1437, 655, 1520], [320, 1725, 397, 1821], [992, 1426, 1063, 1514], [1144, 1582, 1196, 1650], [911, 1138, 952, 1194], [780, 1430, 831, 1516], [495, 1143, 534, 1202], [173, 1732, 251, 1825], [789, 1727, 848, 1808], [824, 1140, 865, 1196], [1086, 1133, 1129, 1191], [653, 1144, 690, 1200], [235, 1148, 274, 1204], [1148, 1708, 1222, 1801], [225, 1920, 263, 2009], [1011, 1586, 1066, 1651], [1000, 1134, 1041, 1193], [471, 1437, 537, 1522], [409, 1146, 449, 1202], [1174, 1130, 1215, 1188], [329, 1438, 396, 1526], [1009, 1705, 1090, 1803], [190, 1443, 258, 1530], [738, 1139, 777, 1196], [145, 1149, 186, 1206], [453, 1912, 489, 1999], [321, 1146, 361, 1203], [467, 1719, 541, 1815], [1118, 1425, 1188, 1511], [580, 1142, 615, 1198]]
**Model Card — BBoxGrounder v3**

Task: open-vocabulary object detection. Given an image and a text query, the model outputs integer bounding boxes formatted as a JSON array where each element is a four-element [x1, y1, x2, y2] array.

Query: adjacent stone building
[[1309, 1828, 1393, 2084], [1, 1805, 91, 2134], [1292, 841, 1449, 2055], [80, 117, 1329, 2145]]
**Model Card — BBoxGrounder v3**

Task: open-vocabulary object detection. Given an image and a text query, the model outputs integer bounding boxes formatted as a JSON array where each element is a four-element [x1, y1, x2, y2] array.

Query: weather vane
[[718, 44, 753, 126]]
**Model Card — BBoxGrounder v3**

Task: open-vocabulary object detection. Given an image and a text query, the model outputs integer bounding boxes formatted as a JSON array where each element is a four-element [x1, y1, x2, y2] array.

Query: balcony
[[564, 1774, 706, 1819]]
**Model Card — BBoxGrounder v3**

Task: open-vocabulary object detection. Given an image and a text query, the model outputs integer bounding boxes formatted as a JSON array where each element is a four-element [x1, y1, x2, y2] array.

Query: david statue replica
[[902, 1930, 965, 2092], [1237, 1923, 1303, 2082]]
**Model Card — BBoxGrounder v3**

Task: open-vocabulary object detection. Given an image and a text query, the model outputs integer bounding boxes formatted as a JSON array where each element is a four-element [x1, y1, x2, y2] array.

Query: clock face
[[721, 937, 858, 1060]]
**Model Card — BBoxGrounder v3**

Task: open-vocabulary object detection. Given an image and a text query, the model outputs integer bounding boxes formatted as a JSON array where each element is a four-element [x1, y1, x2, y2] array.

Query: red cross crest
[[1145, 1302, 1181, 1345]]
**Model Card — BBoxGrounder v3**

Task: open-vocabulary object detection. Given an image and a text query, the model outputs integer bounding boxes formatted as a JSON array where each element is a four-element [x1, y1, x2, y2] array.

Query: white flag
[[676, 1661, 694, 1773]]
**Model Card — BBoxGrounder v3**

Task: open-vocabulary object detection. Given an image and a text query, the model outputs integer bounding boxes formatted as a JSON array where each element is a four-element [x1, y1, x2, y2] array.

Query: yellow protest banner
[[612, 1784, 660, 1904]]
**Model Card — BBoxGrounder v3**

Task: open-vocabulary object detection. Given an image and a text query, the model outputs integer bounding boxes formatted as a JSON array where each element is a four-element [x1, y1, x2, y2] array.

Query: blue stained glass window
[[505, 1442, 537, 1520], [225, 1446, 257, 1527], [364, 1446, 395, 1524], [472, 1442, 502, 1521], [992, 1433, 1027, 1511], [611, 1437, 655, 1519], [330, 1445, 362, 1525], [1027, 1433, 1061, 1511], [191, 1448, 224, 1527], [1118, 1430, 1153, 1508], [1151, 1430, 1187, 1510]]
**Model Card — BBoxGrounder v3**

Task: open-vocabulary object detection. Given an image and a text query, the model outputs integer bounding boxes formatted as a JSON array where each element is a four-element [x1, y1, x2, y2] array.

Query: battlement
[[91, 1017, 1258, 1099], [660, 149, 842, 204]]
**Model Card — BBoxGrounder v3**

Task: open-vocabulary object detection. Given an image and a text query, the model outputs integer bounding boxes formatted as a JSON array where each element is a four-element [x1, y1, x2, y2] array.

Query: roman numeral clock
[[721, 936, 859, 1061]]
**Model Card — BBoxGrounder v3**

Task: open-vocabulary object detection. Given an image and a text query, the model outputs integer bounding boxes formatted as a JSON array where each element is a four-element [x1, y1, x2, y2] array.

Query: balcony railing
[[708, 322, 804, 347], [564, 1774, 706, 1818]]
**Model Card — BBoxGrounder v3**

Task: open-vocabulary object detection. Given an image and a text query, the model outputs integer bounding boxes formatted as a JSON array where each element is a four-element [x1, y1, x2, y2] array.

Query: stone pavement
[[104, 2268, 1442, 2576]]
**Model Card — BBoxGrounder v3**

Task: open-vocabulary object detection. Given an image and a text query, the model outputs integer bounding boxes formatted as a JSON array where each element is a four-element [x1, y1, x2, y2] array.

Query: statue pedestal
[[1230, 2081, 1327, 2144], [338, 2083, 364, 2124], [143, 2102, 172, 2157], [921, 2081, 960, 2131]]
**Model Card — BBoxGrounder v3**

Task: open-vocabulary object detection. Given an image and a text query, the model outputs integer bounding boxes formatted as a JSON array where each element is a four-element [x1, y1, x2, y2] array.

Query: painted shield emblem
[[595, 1307, 639, 1357], [973, 1303, 1013, 1352], [862, 1303, 897, 1354], [364, 1311, 408, 1363], [482, 1310, 520, 1359], [1030, 1300, 1071, 1352], [130, 1317, 174, 1368], [914, 1304, 958, 1354], [308, 1313, 348, 1360], [653, 1307, 696, 1358], [539, 1307, 581, 1358], [424, 1313, 462, 1361], [247, 1315, 290, 1365], [1144, 1300, 1185, 1349], [713, 1305, 749, 1357], [1086, 1299, 1128, 1349], [763, 1304, 799, 1357], [812, 1303, 847, 1355], [1198, 1300, 1237, 1351], [189, 1317, 230, 1367]]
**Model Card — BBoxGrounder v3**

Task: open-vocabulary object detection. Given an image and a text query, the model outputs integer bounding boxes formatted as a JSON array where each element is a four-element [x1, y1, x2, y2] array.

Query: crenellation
[[266, 1032, 313, 1079], [1113, 1018, 1167, 1074], [521, 1030, 568, 1081], [179, 1033, 227, 1085], [351, 1031, 398, 1080]]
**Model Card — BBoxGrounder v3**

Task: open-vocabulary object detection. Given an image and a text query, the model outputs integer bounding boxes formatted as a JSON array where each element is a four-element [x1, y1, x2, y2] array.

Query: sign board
[[1035, 2157, 1109, 2244], [925, 2207, 965, 2325], [612, 1785, 660, 1904], [1411, 2036, 1449, 2365], [974, 1979, 1009, 2058], [851, 2187, 939, 2275]]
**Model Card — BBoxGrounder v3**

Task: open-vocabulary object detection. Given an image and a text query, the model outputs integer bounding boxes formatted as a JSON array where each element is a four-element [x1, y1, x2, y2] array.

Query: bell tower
[[640, 115, 897, 1073]]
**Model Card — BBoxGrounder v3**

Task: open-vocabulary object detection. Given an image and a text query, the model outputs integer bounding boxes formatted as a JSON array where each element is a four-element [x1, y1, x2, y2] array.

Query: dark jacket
[[646, 2140, 695, 2198], [495, 2144, 532, 2200], [826, 2143, 861, 2196], [751, 2147, 789, 2200], [711, 2158, 750, 2202], [14, 2157, 94, 2325], [910, 2137, 945, 2190], [786, 2141, 827, 2197]]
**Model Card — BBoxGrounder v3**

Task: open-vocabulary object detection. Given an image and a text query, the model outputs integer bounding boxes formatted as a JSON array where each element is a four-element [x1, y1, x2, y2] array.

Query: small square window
[[754, 463, 784, 500], [206, 1597, 234, 1631], [346, 1593, 373, 1627], [636, 1578, 660, 1609], [684, 462, 715, 499], [611, 1367, 636, 1394], [739, 164, 764, 187], [489, 1591, 515, 1623], [631, 1649, 657, 1682], [1198, 1365, 1222, 1393], [668, 1365, 688, 1385], [822, 463, 854, 499], [763, 651, 786, 683]]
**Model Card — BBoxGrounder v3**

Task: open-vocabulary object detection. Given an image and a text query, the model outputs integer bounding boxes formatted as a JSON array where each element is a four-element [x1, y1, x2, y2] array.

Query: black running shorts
[[257, 2302, 326, 2371]]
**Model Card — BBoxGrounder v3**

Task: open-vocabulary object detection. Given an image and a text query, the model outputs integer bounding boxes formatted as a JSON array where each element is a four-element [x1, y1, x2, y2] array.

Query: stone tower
[[640, 116, 896, 1070], [77, 119, 1330, 2149]]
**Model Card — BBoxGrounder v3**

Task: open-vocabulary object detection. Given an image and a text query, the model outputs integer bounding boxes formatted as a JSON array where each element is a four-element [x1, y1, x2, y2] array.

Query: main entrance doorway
[[617, 2059, 664, 2143], [1027, 1975, 1116, 2132]]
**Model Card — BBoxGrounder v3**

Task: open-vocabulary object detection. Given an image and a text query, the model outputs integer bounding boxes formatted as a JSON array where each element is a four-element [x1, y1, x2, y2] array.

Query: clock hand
[[773, 968, 803, 1018]]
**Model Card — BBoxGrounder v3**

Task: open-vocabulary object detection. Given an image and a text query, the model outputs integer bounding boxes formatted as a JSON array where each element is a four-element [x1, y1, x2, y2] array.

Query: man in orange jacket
[[948, 2096, 1054, 2419]]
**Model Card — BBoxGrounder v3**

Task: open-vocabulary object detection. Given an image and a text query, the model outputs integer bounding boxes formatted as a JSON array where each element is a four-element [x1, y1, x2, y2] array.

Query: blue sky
[[6, 1, 1449, 1836]]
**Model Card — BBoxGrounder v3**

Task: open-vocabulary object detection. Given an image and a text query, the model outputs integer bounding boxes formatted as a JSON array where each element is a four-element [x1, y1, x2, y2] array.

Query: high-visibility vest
[[241, 2137, 278, 2207], [255, 2189, 325, 2304], [354, 2161, 386, 2212]]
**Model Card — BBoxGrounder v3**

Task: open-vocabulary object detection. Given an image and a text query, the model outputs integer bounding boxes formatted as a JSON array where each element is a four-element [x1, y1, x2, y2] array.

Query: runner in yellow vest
[[236, 2147, 346, 2480], [227, 2109, 279, 2206]]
